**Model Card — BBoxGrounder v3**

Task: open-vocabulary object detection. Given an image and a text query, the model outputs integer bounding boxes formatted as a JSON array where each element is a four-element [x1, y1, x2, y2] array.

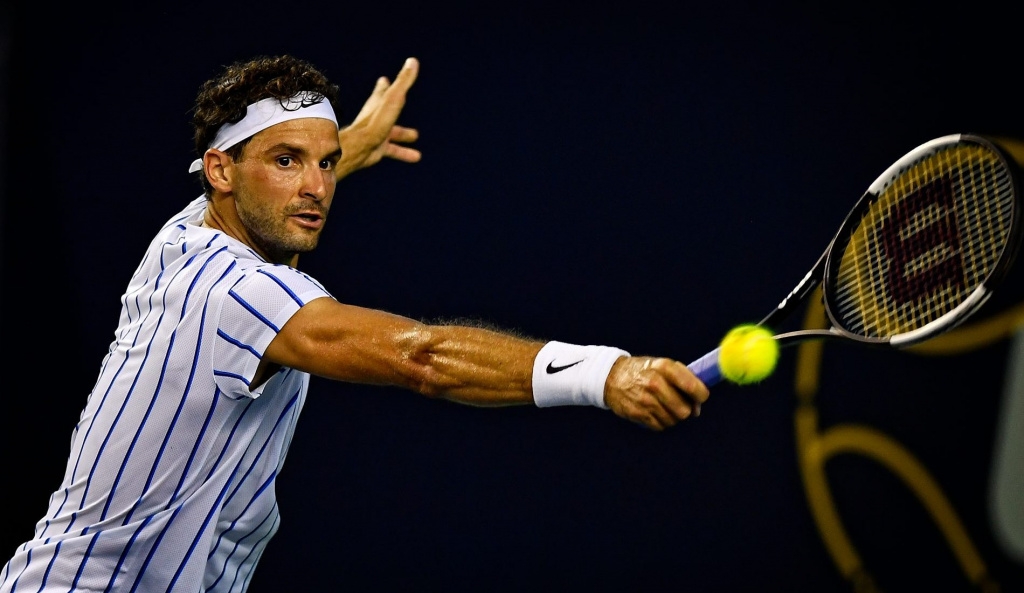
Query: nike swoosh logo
[[546, 360, 584, 374]]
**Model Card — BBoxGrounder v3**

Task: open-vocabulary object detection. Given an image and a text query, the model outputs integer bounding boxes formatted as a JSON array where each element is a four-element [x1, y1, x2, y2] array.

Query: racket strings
[[831, 143, 1016, 339]]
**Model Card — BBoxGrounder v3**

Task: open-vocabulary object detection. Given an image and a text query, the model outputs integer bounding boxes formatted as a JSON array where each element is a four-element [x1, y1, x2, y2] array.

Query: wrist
[[531, 341, 630, 408]]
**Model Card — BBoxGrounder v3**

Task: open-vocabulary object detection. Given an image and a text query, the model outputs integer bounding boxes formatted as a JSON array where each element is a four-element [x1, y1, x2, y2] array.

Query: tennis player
[[0, 54, 709, 592]]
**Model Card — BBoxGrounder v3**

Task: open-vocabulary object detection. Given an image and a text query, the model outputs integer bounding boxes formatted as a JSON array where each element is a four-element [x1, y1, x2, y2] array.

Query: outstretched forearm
[[265, 298, 542, 405]]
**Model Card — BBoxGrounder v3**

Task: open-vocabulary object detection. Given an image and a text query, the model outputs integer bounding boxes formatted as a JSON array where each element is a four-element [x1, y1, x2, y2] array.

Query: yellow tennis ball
[[718, 324, 779, 385]]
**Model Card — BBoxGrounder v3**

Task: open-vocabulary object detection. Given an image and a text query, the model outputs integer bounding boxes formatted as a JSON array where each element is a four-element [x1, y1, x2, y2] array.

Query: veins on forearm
[[396, 323, 539, 405]]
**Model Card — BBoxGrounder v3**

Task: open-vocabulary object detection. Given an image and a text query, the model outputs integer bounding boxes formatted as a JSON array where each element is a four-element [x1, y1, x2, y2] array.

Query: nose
[[303, 166, 332, 202]]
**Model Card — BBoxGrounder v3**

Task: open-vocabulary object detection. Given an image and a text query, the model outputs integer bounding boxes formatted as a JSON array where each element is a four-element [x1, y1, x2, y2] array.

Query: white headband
[[188, 92, 339, 173]]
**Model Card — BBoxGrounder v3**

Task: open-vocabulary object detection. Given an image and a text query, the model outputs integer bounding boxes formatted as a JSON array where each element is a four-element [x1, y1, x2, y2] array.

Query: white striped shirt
[[1, 196, 333, 592]]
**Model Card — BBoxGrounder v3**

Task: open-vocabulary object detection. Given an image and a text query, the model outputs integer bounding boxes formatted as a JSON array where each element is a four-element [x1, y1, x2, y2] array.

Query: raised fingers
[[383, 126, 421, 163], [387, 58, 419, 97]]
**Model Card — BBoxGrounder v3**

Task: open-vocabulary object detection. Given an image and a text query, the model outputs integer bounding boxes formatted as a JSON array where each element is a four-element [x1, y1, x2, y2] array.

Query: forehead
[[246, 118, 340, 152]]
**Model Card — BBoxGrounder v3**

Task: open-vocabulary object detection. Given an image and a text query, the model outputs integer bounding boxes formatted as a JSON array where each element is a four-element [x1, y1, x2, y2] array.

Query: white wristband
[[531, 341, 630, 409]]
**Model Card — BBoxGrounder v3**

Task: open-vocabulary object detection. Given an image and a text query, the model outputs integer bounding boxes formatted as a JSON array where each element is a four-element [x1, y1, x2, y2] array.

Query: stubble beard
[[237, 200, 325, 265]]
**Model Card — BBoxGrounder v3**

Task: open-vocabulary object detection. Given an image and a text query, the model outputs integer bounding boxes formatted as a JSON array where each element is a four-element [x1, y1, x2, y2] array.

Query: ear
[[203, 149, 235, 193]]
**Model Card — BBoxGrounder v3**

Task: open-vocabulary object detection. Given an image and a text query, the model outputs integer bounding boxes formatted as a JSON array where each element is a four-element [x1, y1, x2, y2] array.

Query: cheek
[[254, 169, 304, 198], [268, 168, 302, 186]]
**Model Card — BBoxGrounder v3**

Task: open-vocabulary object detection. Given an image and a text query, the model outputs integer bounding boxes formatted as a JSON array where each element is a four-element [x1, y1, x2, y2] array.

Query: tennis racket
[[688, 133, 1024, 387]]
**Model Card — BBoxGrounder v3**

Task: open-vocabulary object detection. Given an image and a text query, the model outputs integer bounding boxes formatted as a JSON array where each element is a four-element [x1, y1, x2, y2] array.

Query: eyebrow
[[262, 142, 342, 162]]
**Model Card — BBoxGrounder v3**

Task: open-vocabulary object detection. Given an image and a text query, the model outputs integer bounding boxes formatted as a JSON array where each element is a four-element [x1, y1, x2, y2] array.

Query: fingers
[[382, 125, 421, 163], [352, 58, 418, 125], [661, 358, 710, 408], [392, 57, 419, 91], [374, 58, 419, 103], [388, 125, 419, 144], [606, 356, 711, 431], [364, 59, 418, 131], [385, 143, 422, 163]]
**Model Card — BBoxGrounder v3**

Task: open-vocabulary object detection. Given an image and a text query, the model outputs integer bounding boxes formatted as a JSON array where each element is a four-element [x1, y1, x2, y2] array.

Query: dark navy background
[[4, 3, 1024, 591]]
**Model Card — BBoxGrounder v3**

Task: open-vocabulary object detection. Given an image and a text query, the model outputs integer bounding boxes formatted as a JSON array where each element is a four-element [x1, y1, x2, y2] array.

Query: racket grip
[[687, 348, 722, 387]]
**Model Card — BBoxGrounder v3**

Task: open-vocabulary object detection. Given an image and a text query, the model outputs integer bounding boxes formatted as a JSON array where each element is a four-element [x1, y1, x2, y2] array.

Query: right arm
[[261, 297, 709, 430]]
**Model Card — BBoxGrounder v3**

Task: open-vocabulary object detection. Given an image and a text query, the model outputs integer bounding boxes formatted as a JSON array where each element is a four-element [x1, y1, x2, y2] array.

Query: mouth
[[290, 211, 325, 230]]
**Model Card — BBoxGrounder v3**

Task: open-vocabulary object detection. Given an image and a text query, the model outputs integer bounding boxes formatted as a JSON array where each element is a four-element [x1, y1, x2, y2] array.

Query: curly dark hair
[[191, 54, 341, 195]]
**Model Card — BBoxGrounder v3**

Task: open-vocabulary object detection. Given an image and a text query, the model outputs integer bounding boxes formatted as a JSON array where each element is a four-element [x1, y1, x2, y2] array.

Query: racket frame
[[819, 133, 1024, 348]]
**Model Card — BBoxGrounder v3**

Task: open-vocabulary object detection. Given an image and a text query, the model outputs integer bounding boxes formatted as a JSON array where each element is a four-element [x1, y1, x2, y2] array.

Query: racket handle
[[687, 348, 722, 387]]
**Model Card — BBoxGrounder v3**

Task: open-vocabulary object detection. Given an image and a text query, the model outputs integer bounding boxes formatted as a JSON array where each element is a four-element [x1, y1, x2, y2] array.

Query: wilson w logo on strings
[[880, 175, 965, 306]]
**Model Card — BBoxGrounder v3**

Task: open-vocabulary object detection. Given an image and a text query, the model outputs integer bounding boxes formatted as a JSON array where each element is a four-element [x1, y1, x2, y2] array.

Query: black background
[[4, 3, 1024, 591]]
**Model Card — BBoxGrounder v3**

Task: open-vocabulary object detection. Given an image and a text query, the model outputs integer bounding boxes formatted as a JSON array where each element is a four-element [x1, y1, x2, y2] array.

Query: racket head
[[821, 133, 1024, 347]]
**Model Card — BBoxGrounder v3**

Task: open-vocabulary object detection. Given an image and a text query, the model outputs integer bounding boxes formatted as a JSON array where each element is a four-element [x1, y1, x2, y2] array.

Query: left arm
[[336, 57, 422, 179]]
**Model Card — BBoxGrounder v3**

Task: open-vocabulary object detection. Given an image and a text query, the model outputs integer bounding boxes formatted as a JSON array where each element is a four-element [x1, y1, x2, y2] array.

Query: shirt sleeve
[[212, 264, 333, 399]]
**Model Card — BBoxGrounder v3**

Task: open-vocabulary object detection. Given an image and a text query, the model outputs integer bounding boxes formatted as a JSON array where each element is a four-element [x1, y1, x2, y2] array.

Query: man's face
[[231, 118, 342, 264]]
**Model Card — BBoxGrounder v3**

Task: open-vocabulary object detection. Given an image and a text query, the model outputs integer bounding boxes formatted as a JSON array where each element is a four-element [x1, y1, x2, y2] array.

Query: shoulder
[[227, 263, 333, 307]]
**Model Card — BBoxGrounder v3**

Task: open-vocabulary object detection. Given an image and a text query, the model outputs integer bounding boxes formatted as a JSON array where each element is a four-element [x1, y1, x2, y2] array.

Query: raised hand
[[337, 57, 422, 177]]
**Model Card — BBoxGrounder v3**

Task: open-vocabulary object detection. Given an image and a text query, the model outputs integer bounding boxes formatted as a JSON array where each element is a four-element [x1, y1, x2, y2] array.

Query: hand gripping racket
[[689, 133, 1024, 387]]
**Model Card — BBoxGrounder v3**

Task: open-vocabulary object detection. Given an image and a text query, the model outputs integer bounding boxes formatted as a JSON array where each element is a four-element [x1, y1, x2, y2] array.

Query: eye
[[319, 159, 334, 171], [276, 156, 294, 167]]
